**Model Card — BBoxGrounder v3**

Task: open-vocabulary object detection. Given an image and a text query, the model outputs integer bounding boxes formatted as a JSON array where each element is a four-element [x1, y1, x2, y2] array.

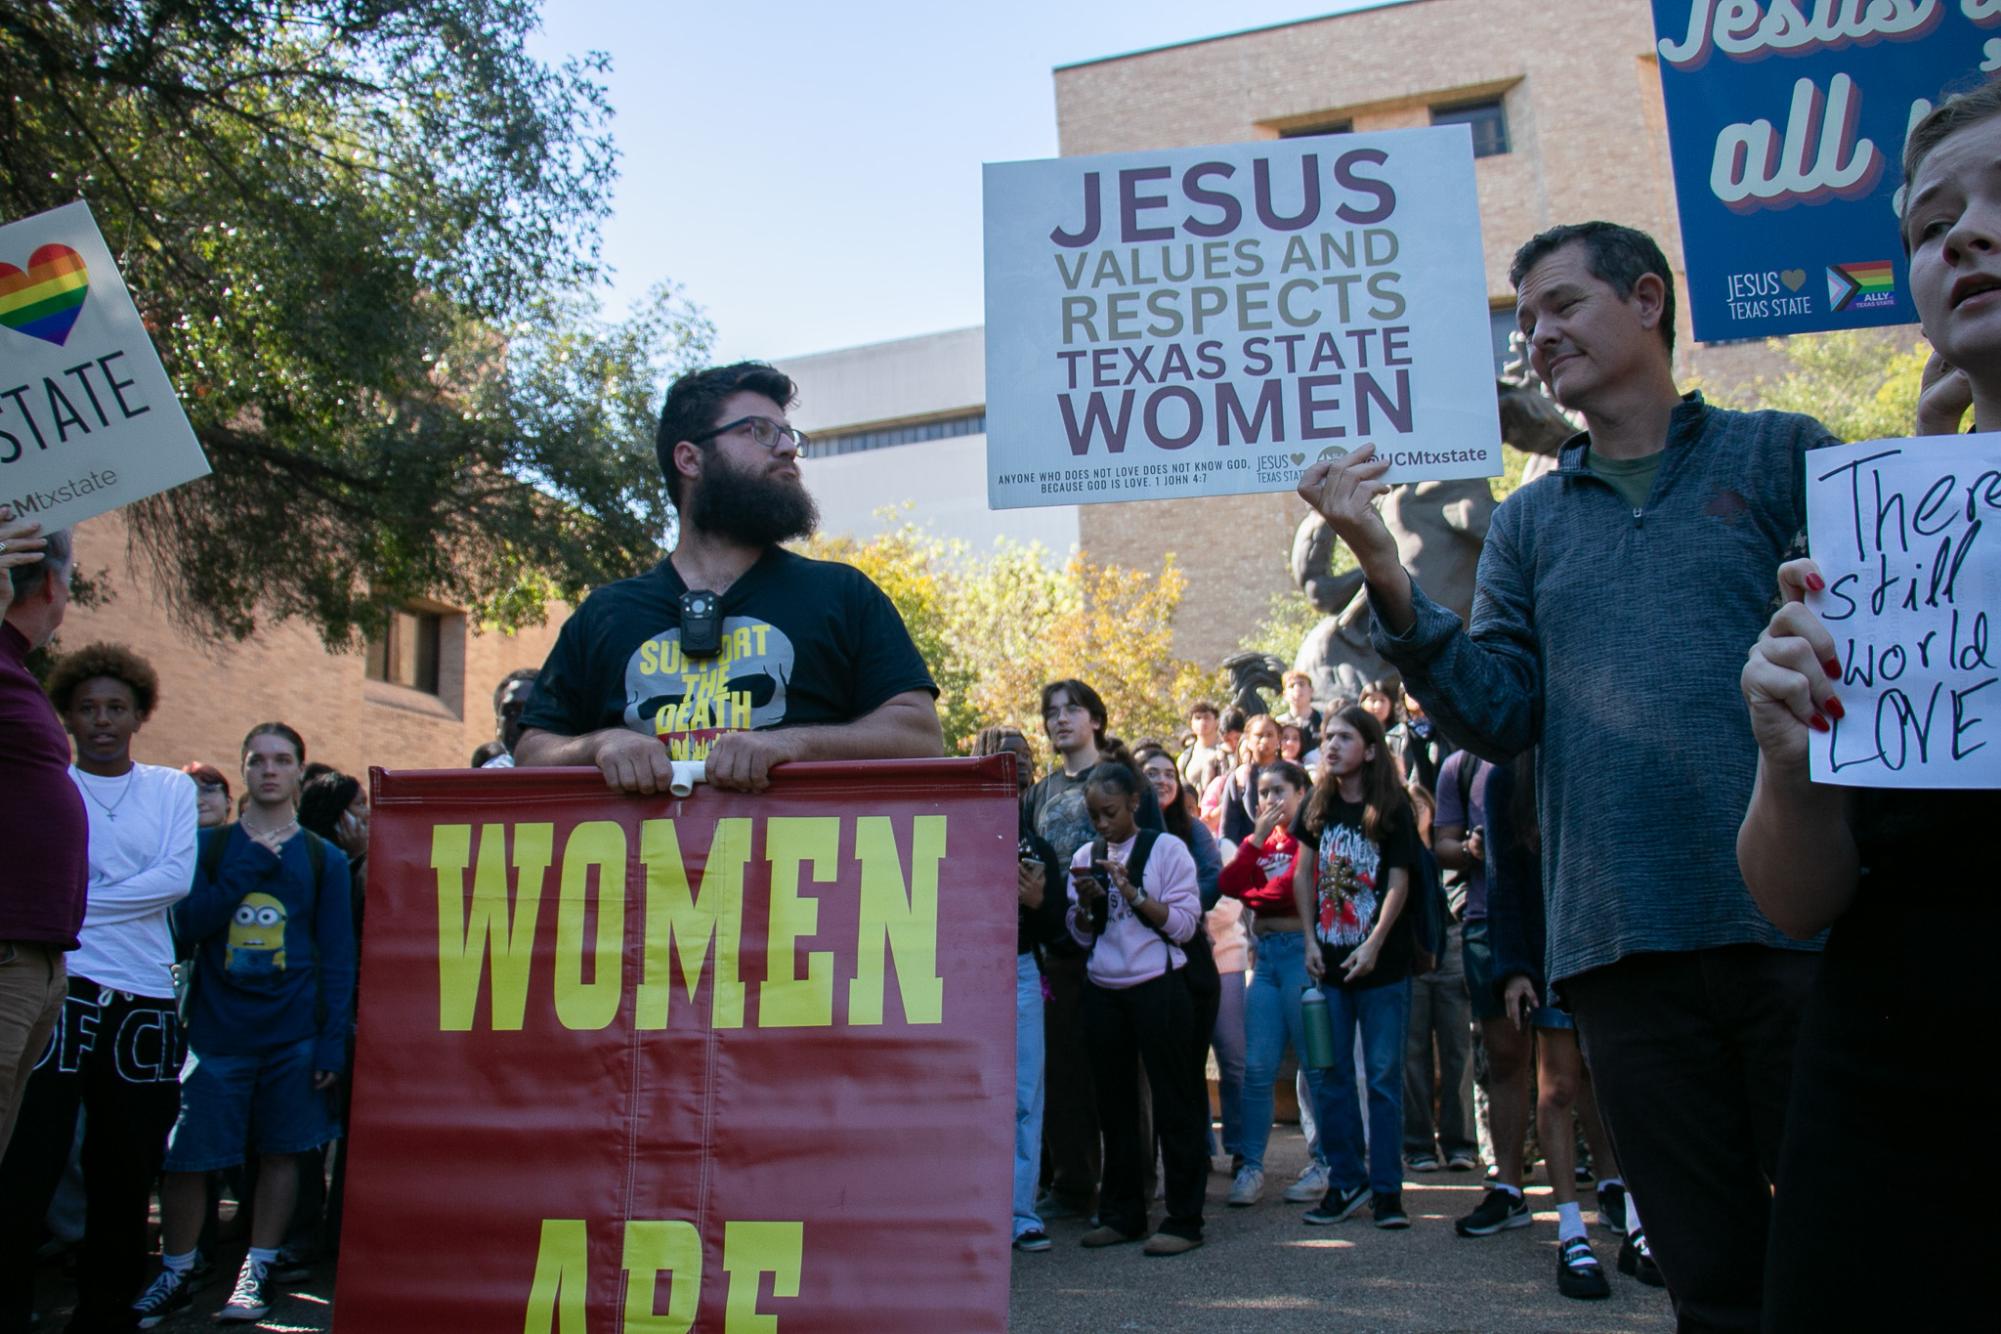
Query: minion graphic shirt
[[227, 891, 289, 976], [178, 825, 357, 1065], [522, 548, 936, 760]]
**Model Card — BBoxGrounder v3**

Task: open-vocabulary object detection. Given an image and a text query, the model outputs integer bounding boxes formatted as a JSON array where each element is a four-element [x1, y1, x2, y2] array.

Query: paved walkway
[[1010, 1128, 1674, 1333]]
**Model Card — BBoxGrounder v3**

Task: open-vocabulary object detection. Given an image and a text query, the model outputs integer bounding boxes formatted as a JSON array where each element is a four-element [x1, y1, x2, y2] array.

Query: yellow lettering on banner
[[759, 818, 837, 1028], [523, 1218, 588, 1333], [635, 818, 749, 1030], [555, 821, 626, 1031], [436, 822, 552, 1032], [722, 1221, 803, 1333], [622, 1219, 701, 1333], [848, 816, 946, 1026]]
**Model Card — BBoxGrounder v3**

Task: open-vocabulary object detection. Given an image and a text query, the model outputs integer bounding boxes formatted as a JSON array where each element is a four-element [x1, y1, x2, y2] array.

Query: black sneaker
[[1596, 1181, 1628, 1236], [1302, 1183, 1370, 1225], [1407, 1151, 1441, 1172], [1372, 1192, 1410, 1229], [1619, 1229, 1666, 1288], [132, 1265, 195, 1329], [270, 1242, 314, 1283], [1012, 1229, 1052, 1253], [1557, 1235, 1611, 1299], [1455, 1184, 1531, 1237]]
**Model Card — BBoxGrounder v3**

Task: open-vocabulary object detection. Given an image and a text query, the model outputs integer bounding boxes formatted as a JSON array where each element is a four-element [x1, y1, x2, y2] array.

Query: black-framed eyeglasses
[[691, 415, 811, 457]]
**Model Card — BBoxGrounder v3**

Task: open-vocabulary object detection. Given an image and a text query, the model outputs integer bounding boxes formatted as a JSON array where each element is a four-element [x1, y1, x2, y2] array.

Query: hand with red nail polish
[[1743, 579, 1844, 775], [1776, 558, 1826, 607]]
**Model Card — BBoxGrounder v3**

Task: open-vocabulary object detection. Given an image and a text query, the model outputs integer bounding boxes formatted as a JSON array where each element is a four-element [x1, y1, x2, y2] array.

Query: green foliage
[[1, 1, 704, 644], [1235, 587, 1327, 673], [798, 527, 1219, 758], [1715, 331, 1930, 444]]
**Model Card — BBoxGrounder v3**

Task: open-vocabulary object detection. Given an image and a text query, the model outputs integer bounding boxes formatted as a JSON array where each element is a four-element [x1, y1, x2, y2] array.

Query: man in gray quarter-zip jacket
[[1299, 222, 1830, 1333]]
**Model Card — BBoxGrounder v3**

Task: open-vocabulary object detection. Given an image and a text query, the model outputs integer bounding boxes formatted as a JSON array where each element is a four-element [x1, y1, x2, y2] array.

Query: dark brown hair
[[1304, 705, 1410, 846]]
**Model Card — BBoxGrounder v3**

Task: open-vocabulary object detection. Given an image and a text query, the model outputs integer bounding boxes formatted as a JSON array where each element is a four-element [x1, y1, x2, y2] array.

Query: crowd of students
[[999, 673, 1652, 1295]]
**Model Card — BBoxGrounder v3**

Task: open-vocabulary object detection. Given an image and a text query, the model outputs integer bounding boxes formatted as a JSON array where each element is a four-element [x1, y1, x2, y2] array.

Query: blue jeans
[[1240, 931, 1331, 1175], [1314, 977, 1411, 1196], [1209, 971, 1246, 1158], [1013, 953, 1045, 1239]]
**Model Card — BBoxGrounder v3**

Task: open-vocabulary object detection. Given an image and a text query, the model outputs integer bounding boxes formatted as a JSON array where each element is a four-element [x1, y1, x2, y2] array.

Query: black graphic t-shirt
[[1291, 793, 1421, 989], [520, 547, 936, 762]]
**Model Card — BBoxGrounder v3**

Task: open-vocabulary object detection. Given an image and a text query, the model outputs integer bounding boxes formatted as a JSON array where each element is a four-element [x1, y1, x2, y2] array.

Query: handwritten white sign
[[982, 127, 1501, 510], [1807, 434, 2000, 789], [0, 200, 209, 531]]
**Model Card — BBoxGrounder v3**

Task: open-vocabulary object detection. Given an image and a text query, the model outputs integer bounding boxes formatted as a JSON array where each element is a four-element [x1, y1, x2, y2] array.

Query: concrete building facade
[[778, 326, 1079, 558]]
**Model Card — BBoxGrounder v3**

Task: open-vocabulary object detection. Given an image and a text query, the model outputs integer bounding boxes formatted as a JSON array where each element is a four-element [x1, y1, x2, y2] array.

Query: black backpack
[[1088, 830, 1220, 997]]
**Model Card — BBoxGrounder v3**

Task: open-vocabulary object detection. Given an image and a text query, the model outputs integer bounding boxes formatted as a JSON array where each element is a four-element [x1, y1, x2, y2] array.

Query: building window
[[366, 608, 442, 695], [1431, 98, 1509, 158], [1280, 119, 1353, 139], [1489, 307, 1522, 377], [812, 410, 987, 458]]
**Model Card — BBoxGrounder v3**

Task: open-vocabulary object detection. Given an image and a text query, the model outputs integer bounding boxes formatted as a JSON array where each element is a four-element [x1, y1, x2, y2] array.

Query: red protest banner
[[332, 757, 1018, 1331]]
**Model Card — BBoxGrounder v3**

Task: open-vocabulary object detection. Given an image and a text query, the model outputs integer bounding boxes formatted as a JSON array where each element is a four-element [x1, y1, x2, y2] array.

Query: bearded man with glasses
[[517, 361, 942, 793]]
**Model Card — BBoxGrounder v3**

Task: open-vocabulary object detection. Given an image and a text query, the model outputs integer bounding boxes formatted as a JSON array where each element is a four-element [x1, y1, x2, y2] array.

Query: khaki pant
[[0, 941, 66, 1159]]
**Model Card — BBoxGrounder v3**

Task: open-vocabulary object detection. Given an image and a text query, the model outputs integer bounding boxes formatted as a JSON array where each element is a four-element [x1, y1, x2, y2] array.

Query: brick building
[[53, 509, 566, 779]]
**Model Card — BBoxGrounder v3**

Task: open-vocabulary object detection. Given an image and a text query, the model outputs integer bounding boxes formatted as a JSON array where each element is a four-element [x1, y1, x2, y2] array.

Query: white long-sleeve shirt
[[68, 764, 198, 998]]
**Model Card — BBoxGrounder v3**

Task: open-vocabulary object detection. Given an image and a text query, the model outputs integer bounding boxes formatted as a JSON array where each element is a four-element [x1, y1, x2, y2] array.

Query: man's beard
[[685, 449, 819, 546]]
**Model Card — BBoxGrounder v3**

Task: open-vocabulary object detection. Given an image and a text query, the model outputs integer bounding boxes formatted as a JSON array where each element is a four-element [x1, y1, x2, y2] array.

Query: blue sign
[[1649, 2, 1992, 343]]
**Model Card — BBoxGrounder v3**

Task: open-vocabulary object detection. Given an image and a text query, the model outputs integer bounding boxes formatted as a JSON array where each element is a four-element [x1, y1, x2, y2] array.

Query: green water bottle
[[1301, 985, 1337, 1070]]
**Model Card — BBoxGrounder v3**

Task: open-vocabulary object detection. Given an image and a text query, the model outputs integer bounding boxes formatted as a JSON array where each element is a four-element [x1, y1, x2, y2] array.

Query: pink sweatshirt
[[1066, 832, 1200, 989]]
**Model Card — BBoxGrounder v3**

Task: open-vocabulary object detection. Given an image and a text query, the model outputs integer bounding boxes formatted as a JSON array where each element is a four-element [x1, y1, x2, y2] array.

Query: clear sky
[[527, 1, 1389, 362]]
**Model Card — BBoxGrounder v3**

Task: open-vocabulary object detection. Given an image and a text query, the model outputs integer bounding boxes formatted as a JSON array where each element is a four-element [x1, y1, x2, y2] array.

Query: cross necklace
[[81, 768, 137, 822]]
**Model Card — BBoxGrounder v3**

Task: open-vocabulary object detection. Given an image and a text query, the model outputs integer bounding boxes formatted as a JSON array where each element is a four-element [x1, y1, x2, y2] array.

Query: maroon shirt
[[0, 621, 87, 949]]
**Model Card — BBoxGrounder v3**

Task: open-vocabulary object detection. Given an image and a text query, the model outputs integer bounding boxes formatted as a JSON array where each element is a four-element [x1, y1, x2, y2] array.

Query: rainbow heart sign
[[0, 243, 90, 346], [0, 199, 209, 532]]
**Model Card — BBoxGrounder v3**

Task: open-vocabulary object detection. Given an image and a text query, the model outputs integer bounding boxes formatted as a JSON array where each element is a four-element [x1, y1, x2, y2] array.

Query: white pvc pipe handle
[[668, 760, 705, 798]]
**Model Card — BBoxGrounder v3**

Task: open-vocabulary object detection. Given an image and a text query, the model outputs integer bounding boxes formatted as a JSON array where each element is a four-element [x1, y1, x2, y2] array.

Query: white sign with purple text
[[1807, 435, 2000, 789], [982, 127, 1501, 510]]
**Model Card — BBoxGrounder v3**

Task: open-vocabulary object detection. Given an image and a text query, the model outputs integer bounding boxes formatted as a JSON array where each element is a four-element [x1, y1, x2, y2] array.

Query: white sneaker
[[1227, 1166, 1266, 1206], [1285, 1161, 1331, 1203]]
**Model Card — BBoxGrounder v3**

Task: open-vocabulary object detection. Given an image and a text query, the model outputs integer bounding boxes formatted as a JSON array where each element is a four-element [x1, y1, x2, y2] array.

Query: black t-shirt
[[520, 547, 936, 761], [1291, 793, 1422, 989]]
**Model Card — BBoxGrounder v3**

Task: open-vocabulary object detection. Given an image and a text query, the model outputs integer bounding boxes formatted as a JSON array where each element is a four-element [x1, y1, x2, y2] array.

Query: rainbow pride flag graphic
[[0, 243, 90, 346], [1825, 260, 1896, 313]]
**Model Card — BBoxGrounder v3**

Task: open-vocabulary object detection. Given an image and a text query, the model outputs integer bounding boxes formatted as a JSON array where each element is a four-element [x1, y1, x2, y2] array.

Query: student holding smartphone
[[1064, 763, 1208, 1258]]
